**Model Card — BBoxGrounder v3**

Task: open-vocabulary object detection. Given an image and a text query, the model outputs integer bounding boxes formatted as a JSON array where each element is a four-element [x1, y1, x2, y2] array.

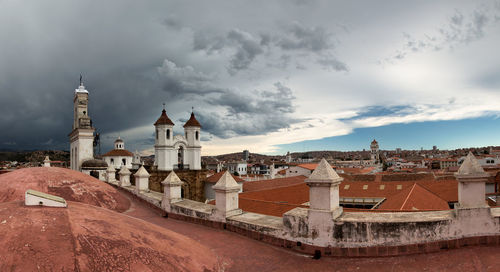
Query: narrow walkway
[[120, 191, 500, 272]]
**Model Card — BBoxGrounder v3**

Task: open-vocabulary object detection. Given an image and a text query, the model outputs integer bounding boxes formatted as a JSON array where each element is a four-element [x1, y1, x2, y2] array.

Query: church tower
[[69, 79, 95, 170], [183, 111, 201, 170], [370, 139, 380, 162], [154, 108, 176, 170]]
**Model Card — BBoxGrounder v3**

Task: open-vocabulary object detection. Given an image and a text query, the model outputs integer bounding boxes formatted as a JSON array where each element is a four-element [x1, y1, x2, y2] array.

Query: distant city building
[[285, 151, 292, 163], [433, 145, 437, 151], [370, 139, 380, 162], [396, 148, 402, 154], [227, 161, 247, 176], [242, 150, 249, 161]]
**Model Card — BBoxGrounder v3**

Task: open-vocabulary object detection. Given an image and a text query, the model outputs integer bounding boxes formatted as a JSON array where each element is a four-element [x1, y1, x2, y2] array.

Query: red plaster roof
[[154, 109, 174, 126], [102, 149, 134, 157], [0, 167, 130, 212], [183, 112, 201, 127], [0, 201, 218, 271], [206, 170, 244, 183], [378, 183, 450, 210]]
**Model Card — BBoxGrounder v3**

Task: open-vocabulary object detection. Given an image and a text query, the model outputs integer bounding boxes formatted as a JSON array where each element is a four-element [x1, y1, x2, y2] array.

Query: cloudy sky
[[1, 0, 500, 155]]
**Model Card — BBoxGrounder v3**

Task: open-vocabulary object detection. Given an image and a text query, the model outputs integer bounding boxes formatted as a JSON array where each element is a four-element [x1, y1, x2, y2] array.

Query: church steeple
[[69, 77, 95, 171]]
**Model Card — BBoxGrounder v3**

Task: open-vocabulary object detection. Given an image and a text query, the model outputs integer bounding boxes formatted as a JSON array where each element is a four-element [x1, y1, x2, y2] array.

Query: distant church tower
[[154, 108, 176, 171], [183, 111, 202, 170], [154, 107, 201, 171], [370, 139, 380, 162], [69, 78, 95, 170]]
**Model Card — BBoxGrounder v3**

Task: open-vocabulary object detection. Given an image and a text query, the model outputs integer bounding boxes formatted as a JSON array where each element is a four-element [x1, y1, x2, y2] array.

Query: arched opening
[[111, 158, 114, 165], [122, 158, 126, 165], [195, 131, 199, 140], [178, 146, 184, 169], [166, 129, 170, 139], [156, 129, 158, 140]]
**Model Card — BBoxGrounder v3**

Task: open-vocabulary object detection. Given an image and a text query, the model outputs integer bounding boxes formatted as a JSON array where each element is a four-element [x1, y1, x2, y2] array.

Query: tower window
[[122, 159, 126, 165], [156, 129, 158, 140], [167, 129, 170, 140], [83, 111, 86, 115], [111, 159, 114, 164], [195, 131, 199, 140]]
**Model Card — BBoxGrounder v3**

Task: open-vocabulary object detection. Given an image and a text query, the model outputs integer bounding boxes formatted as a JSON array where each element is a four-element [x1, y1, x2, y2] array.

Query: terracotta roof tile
[[154, 109, 174, 126], [243, 176, 307, 192], [378, 183, 450, 210], [236, 177, 458, 216], [205, 171, 244, 183], [102, 149, 134, 157], [183, 112, 201, 127]]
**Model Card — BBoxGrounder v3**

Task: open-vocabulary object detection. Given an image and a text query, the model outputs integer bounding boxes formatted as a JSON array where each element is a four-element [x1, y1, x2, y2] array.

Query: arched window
[[111, 158, 114, 165], [156, 129, 158, 140], [166, 129, 170, 140], [122, 159, 126, 165], [195, 131, 199, 140]]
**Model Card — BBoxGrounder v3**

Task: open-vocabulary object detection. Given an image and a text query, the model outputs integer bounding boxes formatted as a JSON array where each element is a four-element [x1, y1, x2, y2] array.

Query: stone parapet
[[103, 172, 500, 258]]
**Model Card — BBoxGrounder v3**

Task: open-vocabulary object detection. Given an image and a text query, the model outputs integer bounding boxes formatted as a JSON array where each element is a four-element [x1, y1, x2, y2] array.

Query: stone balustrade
[[102, 154, 500, 257]]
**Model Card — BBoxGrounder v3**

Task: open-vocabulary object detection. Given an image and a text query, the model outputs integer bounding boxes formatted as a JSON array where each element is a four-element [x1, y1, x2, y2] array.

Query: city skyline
[[1, 1, 500, 156]]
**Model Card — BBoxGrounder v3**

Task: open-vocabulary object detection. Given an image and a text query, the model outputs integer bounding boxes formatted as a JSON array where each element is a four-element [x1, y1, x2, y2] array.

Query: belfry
[[69, 78, 95, 171]]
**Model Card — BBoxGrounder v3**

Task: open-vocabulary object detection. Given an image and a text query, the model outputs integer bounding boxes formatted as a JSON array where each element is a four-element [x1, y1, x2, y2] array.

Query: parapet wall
[[109, 180, 500, 257], [284, 207, 499, 248]]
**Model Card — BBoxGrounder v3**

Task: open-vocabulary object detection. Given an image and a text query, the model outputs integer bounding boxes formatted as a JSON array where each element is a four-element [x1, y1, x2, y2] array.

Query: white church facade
[[102, 137, 134, 170], [69, 80, 202, 174], [153, 109, 202, 171]]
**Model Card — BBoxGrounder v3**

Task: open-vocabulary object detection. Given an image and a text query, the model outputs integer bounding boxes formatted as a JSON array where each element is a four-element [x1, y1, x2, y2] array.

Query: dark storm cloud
[[157, 59, 225, 98], [192, 21, 347, 73], [198, 82, 303, 138]]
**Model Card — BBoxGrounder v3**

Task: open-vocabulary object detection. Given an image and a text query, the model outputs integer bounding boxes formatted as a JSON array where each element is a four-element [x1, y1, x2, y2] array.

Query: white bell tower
[[154, 106, 176, 171], [183, 111, 201, 170], [69, 77, 95, 171]]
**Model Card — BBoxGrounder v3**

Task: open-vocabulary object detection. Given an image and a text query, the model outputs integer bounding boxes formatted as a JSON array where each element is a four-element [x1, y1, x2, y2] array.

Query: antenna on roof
[[192, 106, 194, 113], [79, 74, 83, 86]]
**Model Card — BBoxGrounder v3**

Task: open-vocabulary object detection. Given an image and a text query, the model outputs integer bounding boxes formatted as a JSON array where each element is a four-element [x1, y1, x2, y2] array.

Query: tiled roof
[[378, 183, 450, 210], [236, 178, 458, 216], [339, 167, 375, 174], [296, 163, 319, 170], [183, 112, 201, 127], [154, 109, 174, 126], [102, 149, 134, 157], [205, 171, 244, 183], [243, 176, 307, 192]]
